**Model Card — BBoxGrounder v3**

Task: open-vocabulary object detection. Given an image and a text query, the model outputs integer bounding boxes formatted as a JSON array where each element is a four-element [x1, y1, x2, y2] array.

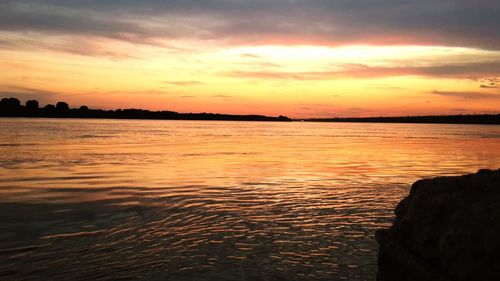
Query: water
[[1, 118, 499, 281]]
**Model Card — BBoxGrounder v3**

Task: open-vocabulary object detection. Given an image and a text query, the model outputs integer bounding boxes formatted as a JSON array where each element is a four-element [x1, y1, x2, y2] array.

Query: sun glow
[[1, 37, 499, 118]]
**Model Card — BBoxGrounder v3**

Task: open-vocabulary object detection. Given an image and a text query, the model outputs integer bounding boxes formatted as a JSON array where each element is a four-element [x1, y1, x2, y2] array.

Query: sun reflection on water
[[0, 119, 499, 280]]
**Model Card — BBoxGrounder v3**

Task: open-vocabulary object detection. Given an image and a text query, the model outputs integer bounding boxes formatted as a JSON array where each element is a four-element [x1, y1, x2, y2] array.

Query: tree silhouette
[[0, 97, 21, 115], [56, 102, 69, 111], [26, 100, 39, 110]]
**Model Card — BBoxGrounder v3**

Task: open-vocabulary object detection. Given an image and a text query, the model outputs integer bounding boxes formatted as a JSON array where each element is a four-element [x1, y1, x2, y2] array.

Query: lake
[[1, 118, 499, 281]]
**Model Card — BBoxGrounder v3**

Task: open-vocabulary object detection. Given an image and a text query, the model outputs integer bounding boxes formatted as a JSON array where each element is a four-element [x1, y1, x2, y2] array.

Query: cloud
[[225, 61, 500, 80], [487, 78, 500, 83], [0, 0, 499, 50], [0, 32, 141, 59], [0, 2, 148, 41], [0, 38, 14, 47], [479, 78, 499, 89], [52, 41, 137, 59], [243, 61, 281, 69], [341, 62, 500, 79], [164, 81, 205, 86], [431, 90, 500, 100], [211, 94, 231, 98], [480, 84, 498, 89], [240, 53, 262, 59]]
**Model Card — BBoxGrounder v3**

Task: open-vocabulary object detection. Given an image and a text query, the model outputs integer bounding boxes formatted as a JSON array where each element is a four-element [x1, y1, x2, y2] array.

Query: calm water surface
[[1, 118, 499, 281]]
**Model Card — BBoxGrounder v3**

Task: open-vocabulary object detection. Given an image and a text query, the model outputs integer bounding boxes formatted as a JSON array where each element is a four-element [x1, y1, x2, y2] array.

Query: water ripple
[[1, 119, 499, 280]]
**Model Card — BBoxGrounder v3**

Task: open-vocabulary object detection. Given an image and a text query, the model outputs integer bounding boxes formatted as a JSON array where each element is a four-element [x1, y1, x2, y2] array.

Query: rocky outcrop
[[376, 169, 500, 281]]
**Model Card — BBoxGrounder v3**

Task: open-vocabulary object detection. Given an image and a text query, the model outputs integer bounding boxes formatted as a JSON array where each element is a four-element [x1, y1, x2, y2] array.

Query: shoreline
[[2, 97, 500, 125], [302, 114, 500, 125], [1, 115, 500, 125]]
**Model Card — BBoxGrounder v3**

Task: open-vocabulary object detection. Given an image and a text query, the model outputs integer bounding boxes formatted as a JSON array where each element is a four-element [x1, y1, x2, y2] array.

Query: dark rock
[[377, 169, 500, 281]]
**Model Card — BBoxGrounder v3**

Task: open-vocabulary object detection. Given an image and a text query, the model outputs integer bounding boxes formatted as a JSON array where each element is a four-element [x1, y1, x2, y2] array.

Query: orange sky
[[1, 1, 500, 118]]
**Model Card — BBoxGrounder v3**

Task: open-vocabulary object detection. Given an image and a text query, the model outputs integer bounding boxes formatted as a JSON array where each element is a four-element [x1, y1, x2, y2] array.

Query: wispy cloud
[[211, 94, 231, 98], [480, 84, 499, 89], [431, 90, 500, 100], [225, 61, 500, 80], [479, 77, 499, 89], [0, 32, 140, 59], [164, 81, 205, 86], [240, 53, 262, 59]]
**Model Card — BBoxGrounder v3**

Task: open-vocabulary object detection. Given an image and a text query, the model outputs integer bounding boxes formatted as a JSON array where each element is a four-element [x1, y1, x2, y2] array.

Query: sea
[[1, 118, 499, 281]]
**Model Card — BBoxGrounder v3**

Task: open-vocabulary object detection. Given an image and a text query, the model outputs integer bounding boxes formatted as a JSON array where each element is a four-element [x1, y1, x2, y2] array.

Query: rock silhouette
[[376, 169, 500, 281]]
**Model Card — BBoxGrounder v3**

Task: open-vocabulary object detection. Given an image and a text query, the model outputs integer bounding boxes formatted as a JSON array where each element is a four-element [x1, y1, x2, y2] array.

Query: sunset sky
[[1, 0, 499, 118]]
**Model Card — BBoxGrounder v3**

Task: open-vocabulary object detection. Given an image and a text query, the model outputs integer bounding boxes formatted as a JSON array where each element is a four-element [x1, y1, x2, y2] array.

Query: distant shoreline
[[301, 114, 500, 125], [2, 114, 500, 125], [0, 116, 291, 122], [1, 97, 499, 124]]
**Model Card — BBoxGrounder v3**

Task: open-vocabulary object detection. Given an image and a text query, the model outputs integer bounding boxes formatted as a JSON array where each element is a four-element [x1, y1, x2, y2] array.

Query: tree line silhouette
[[2, 96, 499, 124], [0, 97, 291, 122]]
